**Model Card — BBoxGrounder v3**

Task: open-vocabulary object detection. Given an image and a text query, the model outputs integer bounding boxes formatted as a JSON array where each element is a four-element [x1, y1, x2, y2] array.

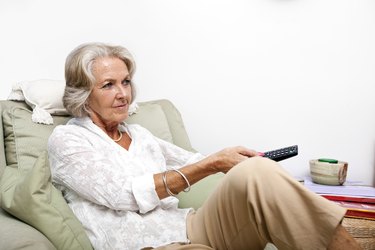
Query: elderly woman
[[48, 42, 360, 250]]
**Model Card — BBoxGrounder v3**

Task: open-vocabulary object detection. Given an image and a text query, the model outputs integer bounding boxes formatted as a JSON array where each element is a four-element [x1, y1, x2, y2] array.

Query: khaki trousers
[[157, 157, 346, 250]]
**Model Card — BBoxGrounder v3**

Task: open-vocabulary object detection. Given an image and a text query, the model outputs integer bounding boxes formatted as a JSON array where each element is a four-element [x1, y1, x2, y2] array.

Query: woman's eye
[[122, 79, 131, 86], [102, 82, 113, 89]]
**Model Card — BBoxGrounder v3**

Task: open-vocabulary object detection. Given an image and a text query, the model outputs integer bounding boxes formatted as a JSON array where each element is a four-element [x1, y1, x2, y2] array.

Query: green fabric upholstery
[[3, 106, 70, 170], [126, 102, 174, 144], [0, 152, 92, 250], [0, 208, 56, 250], [177, 172, 224, 210], [0, 101, 29, 177], [0, 99, 204, 250], [149, 99, 196, 152]]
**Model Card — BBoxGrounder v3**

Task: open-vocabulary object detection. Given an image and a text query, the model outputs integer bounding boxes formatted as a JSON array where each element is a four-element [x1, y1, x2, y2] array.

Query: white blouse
[[47, 117, 205, 250]]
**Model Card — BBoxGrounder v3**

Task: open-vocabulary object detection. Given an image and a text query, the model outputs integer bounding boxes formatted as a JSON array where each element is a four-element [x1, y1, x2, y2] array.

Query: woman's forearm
[[154, 157, 218, 199], [154, 146, 260, 199]]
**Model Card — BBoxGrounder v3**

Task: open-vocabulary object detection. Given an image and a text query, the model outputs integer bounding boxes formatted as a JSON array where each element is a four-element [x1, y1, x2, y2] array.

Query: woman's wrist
[[196, 155, 221, 175]]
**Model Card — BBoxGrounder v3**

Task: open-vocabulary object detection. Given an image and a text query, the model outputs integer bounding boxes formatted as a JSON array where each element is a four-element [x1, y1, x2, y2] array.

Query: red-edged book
[[322, 195, 375, 204], [322, 195, 375, 220]]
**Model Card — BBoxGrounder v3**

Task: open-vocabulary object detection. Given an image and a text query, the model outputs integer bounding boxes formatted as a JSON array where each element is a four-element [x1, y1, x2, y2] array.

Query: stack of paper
[[304, 178, 375, 220]]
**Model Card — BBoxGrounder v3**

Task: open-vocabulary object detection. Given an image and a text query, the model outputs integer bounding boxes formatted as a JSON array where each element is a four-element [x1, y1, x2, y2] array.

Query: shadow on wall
[[373, 142, 375, 187]]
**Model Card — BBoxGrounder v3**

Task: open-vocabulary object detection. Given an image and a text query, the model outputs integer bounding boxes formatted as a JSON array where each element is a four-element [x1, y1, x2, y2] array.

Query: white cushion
[[8, 79, 68, 124]]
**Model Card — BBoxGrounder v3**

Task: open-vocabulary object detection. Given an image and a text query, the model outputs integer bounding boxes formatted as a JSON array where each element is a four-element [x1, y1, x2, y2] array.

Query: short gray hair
[[63, 42, 136, 117]]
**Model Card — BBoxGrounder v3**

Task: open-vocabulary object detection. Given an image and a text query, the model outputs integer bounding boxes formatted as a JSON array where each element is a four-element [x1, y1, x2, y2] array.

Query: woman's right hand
[[204, 146, 261, 173]]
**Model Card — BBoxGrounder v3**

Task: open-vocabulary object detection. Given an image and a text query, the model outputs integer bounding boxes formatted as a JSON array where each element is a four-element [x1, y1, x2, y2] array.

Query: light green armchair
[[0, 99, 223, 250]]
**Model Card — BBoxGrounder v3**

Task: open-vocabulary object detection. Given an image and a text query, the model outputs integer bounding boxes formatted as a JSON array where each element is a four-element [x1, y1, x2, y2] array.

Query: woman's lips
[[113, 103, 128, 110]]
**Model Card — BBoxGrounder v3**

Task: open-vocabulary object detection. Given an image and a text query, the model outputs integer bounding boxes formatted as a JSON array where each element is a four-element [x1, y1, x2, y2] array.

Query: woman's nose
[[115, 84, 127, 97]]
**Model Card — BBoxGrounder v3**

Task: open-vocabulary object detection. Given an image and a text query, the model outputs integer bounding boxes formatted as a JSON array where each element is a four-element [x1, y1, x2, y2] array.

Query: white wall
[[1, 0, 375, 185]]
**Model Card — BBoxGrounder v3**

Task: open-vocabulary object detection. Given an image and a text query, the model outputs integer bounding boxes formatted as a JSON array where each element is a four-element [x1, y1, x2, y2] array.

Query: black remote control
[[263, 145, 298, 162]]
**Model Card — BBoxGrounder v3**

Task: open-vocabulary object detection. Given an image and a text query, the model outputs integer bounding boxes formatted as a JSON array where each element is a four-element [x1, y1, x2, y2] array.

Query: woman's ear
[[84, 102, 92, 115]]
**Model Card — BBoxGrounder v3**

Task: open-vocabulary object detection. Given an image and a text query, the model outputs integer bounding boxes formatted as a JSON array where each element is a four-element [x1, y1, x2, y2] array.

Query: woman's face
[[88, 56, 132, 128]]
